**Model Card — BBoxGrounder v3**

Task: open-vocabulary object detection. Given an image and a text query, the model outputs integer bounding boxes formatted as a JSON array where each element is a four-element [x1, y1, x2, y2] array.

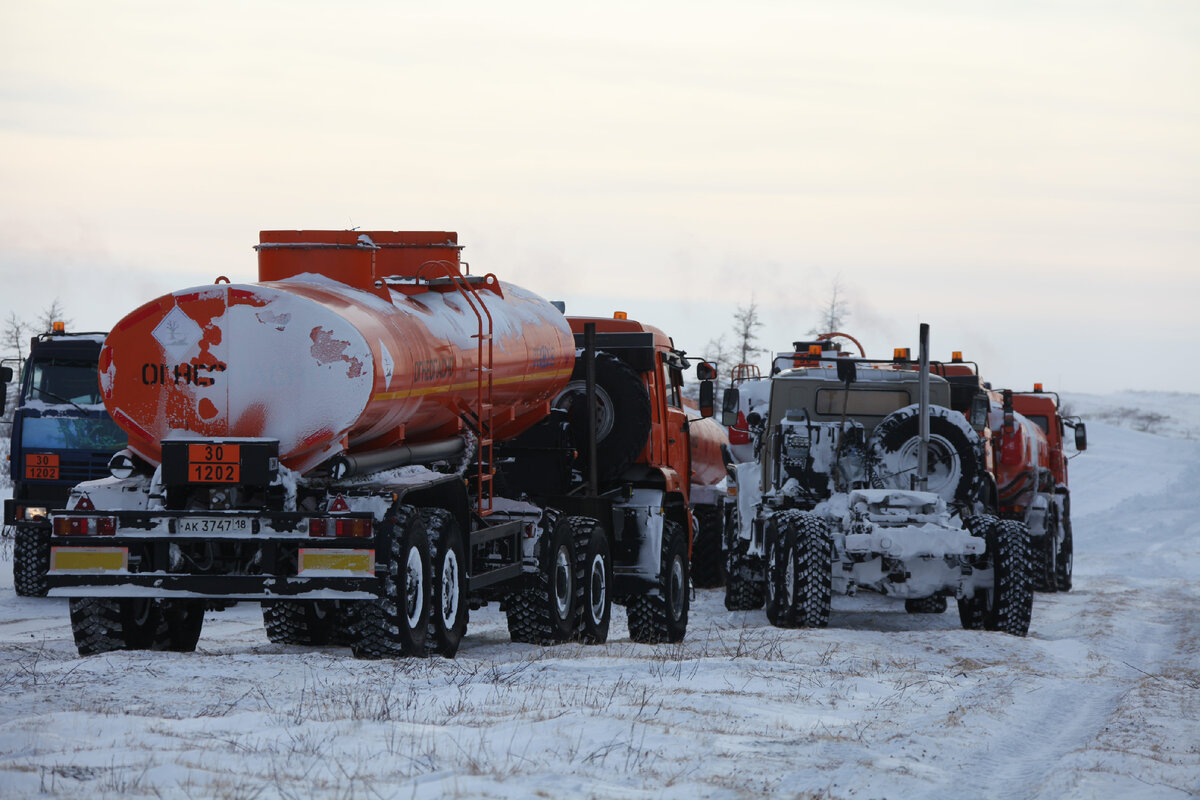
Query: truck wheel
[[68, 597, 166, 655], [577, 519, 612, 644], [905, 596, 948, 614], [690, 505, 725, 588], [506, 515, 583, 644], [628, 520, 689, 644], [870, 405, 986, 507], [422, 508, 469, 657], [765, 513, 792, 627], [350, 506, 431, 659], [1056, 496, 1074, 592], [1032, 507, 1059, 593], [155, 600, 204, 652], [13, 524, 51, 597], [262, 601, 336, 645], [957, 516, 1033, 636], [554, 353, 652, 481], [778, 512, 833, 628], [724, 551, 766, 611]]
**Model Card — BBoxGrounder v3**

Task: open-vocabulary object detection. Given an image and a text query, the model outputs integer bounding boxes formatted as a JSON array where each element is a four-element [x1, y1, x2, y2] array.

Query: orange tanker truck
[[47, 230, 717, 657]]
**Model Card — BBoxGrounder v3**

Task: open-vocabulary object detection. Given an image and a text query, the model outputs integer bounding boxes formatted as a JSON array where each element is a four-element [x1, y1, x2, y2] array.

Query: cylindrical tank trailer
[[99, 231, 576, 473]]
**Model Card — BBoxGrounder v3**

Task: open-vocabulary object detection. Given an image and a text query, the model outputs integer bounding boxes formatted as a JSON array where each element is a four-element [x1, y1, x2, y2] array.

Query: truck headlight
[[24, 507, 49, 520]]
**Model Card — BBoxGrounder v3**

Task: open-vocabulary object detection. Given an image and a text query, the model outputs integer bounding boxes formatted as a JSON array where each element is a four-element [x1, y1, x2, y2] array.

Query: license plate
[[50, 547, 129, 573], [175, 516, 252, 533], [188, 443, 240, 483], [25, 453, 59, 480]]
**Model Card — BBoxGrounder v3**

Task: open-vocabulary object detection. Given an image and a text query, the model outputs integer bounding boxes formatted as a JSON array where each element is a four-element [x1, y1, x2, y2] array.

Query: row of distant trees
[[700, 277, 851, 392]]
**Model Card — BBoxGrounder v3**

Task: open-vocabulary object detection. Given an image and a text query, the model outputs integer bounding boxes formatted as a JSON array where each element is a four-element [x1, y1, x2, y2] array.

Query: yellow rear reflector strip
[[50, 547, 129, 573], [298, 549, 375, 576]]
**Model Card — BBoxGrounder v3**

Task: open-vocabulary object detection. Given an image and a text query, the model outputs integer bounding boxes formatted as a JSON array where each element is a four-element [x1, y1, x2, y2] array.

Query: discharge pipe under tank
[[327, 438, 466, 480]]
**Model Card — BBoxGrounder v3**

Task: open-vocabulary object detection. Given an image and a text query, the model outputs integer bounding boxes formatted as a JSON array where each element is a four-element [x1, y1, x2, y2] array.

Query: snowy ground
[[1, 419, 1198, 799]]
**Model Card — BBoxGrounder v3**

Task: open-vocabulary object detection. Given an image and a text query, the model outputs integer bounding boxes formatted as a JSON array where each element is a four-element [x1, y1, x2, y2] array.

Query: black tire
[[68, 597, 166, 655], [13, 524, 50, 597], [724, 552, 766, 611], [905, 596, 948, 614], [349, 507, 431, 659], [554, 353, 652, 481], [1031, 505, 1058, 593], [628, 520, 689, 644], [262, 601, 337, 645], [766, 511, 832, 629], [1056, 495, 1074, 592], [578, 520, 612, 645], [155, 600, 204, 652], [690, 505, 725, 588], [957, 515, 1033, 636], [506, 515, 583, 644], [870, 404, 986, 507], [423, 508, 469, 658]]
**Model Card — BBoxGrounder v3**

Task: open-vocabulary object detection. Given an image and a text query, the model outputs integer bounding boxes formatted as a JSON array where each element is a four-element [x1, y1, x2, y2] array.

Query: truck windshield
[[27, 359, 102, 405], [20, 416, 126, 450]]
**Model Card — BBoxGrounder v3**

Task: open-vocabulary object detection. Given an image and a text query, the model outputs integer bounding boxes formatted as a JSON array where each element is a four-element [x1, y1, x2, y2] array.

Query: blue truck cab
[[3, 330, 125, 595]]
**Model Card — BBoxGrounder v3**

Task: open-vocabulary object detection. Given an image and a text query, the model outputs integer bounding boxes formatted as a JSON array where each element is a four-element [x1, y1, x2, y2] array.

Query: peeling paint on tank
[[309, 327, 365, 379]]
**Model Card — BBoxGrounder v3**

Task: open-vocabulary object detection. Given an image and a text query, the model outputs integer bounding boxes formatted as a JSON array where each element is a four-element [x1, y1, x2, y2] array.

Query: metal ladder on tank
[[417, 261, 496, 518]]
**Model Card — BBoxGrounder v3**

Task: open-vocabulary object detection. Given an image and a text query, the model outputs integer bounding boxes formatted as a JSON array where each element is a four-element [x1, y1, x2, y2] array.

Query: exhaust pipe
[[917, 322, 930, 493]]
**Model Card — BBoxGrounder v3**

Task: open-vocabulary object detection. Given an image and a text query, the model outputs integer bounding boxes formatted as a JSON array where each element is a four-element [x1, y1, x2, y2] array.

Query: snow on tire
[[628, 520, 689, 644], [349, 506, 431, 659], [870, 404, 987, 507], [724, 551, 765, 611], [764, 511, 832, 630], [506, 515, 584, 645], [958, 515, 1034, 636], [13, 524, 51, 597]]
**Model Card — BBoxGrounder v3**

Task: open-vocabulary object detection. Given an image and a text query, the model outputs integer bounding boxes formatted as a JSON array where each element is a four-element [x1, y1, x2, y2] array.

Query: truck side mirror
[[0, 365, 12, 416], [970, 394, 989, 430], [695, 361, 716, 381], [699, 380, 714, 418], [721, 387, 740, 427], [1074, 422, 1088, 451]]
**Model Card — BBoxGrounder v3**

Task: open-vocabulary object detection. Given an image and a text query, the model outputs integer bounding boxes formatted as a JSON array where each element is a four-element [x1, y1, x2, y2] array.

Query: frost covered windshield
[[20, 416, 126, 450], [26, 358, 102, 405]]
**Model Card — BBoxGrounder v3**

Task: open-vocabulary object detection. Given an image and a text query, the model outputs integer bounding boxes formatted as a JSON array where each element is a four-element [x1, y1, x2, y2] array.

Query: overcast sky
[[2, 1, 1197, 394]]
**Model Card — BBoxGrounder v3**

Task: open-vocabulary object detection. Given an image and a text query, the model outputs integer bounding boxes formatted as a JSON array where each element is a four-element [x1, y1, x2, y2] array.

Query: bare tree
[[701, 333, 732, 393], [36, 298, 71, 334], [732, 297, 766, 367], [3, 311, 31, 363], [810, 275, 850, 334]]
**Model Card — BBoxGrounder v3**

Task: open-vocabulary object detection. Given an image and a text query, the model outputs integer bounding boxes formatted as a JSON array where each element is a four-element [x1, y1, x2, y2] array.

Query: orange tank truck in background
[[47, 230, 719, 659]]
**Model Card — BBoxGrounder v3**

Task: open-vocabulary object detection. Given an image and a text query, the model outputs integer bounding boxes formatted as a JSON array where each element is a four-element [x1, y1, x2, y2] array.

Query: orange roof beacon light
[[951, 350, 963, 362], [1034, 383, 1044, 393], [613, 311, 628, 320], [52, 321, 66, 333], [808, 344, 822, 357], [893, 347, 910, 363]]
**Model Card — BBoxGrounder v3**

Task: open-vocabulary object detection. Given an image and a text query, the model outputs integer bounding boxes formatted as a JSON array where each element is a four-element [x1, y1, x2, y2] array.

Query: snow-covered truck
[[46, 230, 716, 657], [721, 326, 1035, 635], [2, 328, 126, 596]]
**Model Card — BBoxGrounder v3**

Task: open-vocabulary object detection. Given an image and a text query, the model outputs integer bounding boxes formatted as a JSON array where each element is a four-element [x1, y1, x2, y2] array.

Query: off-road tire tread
[[13, 524, 51, 597], [627, 520, 688, 644], [690, 505, 725, 588]]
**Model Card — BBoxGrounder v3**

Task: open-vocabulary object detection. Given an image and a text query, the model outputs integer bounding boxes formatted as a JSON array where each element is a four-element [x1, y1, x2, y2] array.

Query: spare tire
[[869, 404, 986, 507], [554, 352, 652, 481]]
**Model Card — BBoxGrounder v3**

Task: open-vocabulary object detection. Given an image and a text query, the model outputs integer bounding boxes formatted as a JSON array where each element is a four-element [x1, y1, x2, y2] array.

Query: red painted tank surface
[[995, 412, 1051, 506], [100, 231, 576, 473], [689, 417, 728, 487]]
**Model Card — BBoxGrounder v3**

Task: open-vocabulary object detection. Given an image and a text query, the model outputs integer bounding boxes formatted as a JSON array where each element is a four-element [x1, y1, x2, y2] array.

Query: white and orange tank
[[99, 230, 576, 473]]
